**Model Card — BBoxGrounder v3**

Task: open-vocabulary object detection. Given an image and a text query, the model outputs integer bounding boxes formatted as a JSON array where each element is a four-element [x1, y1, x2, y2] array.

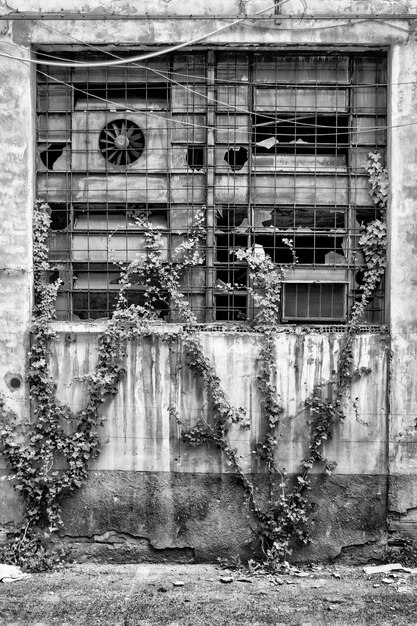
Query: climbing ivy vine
[[0, 151, 388, 571], [350, 151, 388, 326]]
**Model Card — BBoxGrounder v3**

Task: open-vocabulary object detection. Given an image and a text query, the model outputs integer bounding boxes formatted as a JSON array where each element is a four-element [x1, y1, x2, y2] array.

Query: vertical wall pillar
[[0, 36, 33, 525], [388, 39, 417, 542]]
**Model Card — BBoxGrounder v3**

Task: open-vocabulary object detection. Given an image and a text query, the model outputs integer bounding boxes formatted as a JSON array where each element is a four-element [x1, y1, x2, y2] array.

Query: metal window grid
[[36, 49, 387, 324]]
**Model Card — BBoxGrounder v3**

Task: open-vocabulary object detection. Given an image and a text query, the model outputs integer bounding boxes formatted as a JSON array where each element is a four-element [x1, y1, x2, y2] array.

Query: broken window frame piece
[[36, 49, 387, 324]]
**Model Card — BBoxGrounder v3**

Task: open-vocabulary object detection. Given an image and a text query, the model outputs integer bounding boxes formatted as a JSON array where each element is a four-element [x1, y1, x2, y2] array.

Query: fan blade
[[104, 128, 117, 139], [129, 132, 143, 141]]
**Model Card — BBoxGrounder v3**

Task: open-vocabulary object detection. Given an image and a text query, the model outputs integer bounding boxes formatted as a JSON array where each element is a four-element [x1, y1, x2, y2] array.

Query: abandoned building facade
[[1, 0, 417, 561]]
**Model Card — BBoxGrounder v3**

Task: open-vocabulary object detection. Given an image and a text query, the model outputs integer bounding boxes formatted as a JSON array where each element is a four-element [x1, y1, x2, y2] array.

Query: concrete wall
[[1, 0, 417, 561], [388, 39, 417, 545], [51, 326, 388, 561]]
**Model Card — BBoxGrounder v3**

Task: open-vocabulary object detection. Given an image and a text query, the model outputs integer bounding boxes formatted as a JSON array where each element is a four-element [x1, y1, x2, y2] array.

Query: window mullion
[[205, 50, 216, 322]]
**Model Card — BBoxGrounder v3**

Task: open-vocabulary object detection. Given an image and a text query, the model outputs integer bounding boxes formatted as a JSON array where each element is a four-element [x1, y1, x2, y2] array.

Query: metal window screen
[[283, 283, 347, 321], [36, 49, 387, 323]]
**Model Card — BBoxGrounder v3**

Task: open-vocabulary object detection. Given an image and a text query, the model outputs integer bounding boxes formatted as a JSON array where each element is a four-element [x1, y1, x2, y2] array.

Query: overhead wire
[[2, 5, 400, 143], [0, 0, 295, 68], [29, 37, 398, 90], [0, 10, 395, 139], [2, 16, 392, 139], [26, 44, 390, 138], [33, 64, 393, 141]]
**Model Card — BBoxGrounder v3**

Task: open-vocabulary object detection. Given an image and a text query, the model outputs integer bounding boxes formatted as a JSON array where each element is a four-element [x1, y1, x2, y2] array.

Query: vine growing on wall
[[350, 151, 388, 326], [0, 201, 148, 569], [0, 151, 388, 571]]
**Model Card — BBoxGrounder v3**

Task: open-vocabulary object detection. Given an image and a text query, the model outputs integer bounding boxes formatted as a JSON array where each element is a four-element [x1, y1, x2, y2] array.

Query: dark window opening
[[49, 204, 70, 231], [224, 146, 248, 171], [252, 114, 349, 158], [39, 143, 67, 170], [355, 208, 383, 227], [216, 207, 248, 230], [215, 294, 247, 321], [74, 83, 170, 108], [216, 267, 248, 287], [351, 280, 385, 324], [216, 234, 248, 263], [263, 207, 345, 230], [187, 146, 205, 171]]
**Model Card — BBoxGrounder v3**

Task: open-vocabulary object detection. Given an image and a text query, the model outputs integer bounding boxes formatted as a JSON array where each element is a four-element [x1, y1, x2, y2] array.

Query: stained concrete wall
[[1, 0, 417, 561], [50, 326, 388, 562]]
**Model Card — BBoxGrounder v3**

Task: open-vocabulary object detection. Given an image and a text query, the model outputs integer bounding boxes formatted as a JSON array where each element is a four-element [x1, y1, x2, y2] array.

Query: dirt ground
[[1, 561, 417, 625]]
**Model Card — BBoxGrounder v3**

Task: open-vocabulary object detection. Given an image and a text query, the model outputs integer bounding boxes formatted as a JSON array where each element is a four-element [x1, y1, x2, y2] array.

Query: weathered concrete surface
[[2, 0, 416, 16], [49, 329, 389, 476], [0, 41, 32, 421], [24, 17, 408, 47], [0, 326, 390, 560], [388, 37, 417, 542], [47, 329, 388, 561], [58, 471, 387, 563]]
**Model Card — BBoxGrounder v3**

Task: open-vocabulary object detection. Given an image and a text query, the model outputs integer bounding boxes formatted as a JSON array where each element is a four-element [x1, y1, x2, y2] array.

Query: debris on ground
[[363, 563, 410, 575], [219, 576, 234, 583], [0, 564, 31, 583]]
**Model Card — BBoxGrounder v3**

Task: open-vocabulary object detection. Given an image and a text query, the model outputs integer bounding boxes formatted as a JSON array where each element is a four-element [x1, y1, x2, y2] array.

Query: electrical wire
[[0, 0, 293, 68], [27, 41, 389, 139], [2, 13, 395, 141], [3, 21, 390, 138], [30, 34, 394, 90], [34, 66, 393, 141]]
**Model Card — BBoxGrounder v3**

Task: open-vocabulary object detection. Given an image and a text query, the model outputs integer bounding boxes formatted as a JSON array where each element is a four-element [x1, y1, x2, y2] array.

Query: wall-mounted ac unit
[[72, 101, 169, 172]]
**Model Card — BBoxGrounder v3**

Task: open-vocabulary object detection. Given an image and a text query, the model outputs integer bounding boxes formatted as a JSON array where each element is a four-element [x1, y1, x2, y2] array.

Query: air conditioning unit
[[72, 100, 169, 172]]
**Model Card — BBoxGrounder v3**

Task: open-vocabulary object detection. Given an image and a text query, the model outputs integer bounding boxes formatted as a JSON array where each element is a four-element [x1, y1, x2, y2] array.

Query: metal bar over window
[[36, 49, 387, 324]]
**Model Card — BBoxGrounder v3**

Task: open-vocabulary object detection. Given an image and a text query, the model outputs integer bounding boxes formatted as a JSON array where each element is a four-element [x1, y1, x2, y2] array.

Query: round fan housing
[[99, 119, 145, 166]]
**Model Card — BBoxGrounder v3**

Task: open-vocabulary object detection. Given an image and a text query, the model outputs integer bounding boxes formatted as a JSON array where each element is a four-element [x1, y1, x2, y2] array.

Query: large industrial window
[[36, 49, 387, 324]]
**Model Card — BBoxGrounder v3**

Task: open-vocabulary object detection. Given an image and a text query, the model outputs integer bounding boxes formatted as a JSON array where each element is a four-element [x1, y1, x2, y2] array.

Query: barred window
[[36, 49, 387, 323]]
